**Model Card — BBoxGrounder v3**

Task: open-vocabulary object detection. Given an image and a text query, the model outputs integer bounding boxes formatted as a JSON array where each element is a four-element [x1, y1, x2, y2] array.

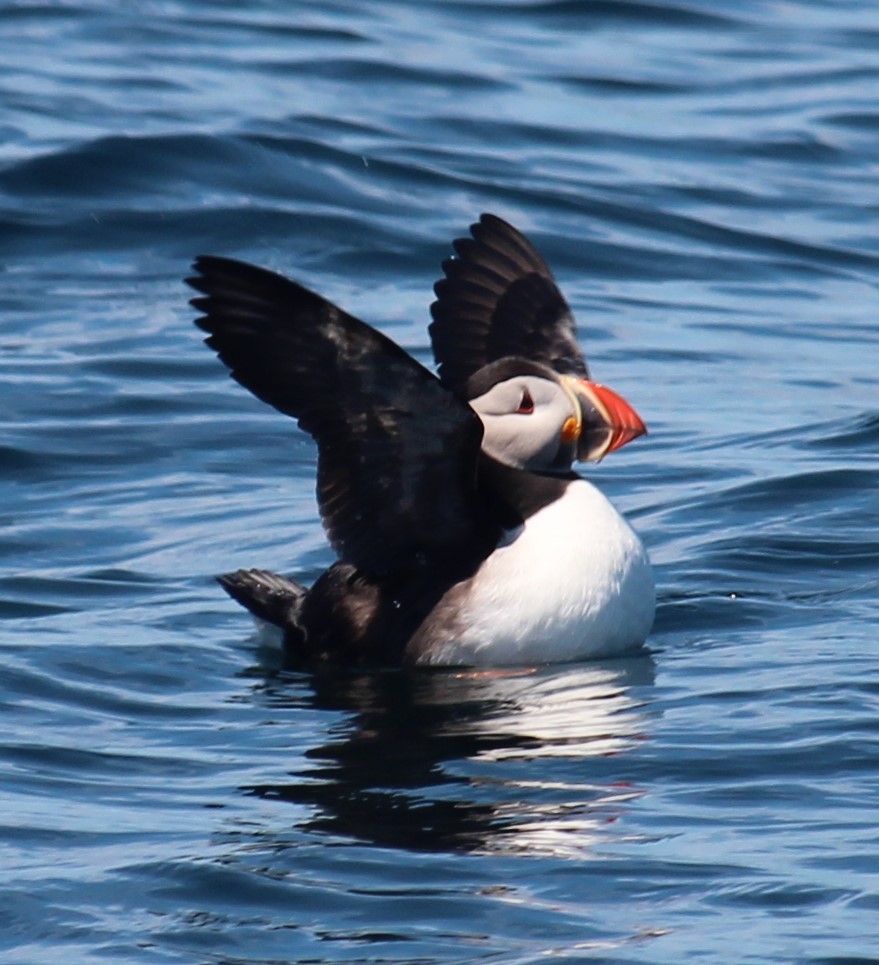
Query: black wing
[[189, 256, 486, 578], [429, 213, 589, 394]]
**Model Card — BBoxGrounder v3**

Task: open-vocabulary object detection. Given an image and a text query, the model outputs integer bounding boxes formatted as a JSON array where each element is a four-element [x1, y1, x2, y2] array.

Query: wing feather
[[189, 256, 486, 578], [429, 214, 589, 393]]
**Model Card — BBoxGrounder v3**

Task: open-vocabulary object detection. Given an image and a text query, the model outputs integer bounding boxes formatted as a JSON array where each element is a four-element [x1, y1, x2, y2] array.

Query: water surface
[[2, 1, 878, 962]]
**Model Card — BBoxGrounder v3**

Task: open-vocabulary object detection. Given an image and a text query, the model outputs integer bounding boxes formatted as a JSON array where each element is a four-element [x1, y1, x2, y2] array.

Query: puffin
[[188, 214, 654, 667]]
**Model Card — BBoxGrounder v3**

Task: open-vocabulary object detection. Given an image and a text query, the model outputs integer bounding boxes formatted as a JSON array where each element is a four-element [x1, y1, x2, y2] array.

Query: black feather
[[189, 256, 487, 580], [429, 213, 589, 393]]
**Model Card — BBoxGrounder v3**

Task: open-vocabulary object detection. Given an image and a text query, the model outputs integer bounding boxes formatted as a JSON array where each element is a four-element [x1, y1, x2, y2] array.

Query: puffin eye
[[516, 388, 535, 414]]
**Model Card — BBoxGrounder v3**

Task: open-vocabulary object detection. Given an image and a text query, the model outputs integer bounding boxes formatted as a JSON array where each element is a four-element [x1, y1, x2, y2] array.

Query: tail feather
[[217, 568, 307, 635]]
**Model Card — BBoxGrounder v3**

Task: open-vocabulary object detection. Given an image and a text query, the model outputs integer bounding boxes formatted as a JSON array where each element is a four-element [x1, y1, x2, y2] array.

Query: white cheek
[[486, 414, 559, 468]]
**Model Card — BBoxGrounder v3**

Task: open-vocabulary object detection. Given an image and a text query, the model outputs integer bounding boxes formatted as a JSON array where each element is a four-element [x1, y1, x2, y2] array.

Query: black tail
[[217, 569, 307, 635]]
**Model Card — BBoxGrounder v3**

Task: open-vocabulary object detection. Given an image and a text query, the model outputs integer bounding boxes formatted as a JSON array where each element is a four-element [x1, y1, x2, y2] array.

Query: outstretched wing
[[189, 256, 486, 578], [429, 213, 589, 394]]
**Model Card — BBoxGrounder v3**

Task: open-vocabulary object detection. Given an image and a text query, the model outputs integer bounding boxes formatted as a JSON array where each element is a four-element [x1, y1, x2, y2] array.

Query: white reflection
[[421, 659, 652, 760], [410, 657, 655, 858]]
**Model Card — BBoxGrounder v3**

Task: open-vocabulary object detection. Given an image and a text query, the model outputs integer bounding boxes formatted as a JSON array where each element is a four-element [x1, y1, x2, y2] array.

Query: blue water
[[2, 1, 878, 962]]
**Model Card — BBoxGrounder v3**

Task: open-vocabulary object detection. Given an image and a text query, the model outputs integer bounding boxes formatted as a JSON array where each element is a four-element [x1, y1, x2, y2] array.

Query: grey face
[[468, 374, 578, 472]]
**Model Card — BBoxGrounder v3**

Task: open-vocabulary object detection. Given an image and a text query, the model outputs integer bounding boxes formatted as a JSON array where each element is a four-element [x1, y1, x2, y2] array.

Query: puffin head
[[465, 358, 646, 473]]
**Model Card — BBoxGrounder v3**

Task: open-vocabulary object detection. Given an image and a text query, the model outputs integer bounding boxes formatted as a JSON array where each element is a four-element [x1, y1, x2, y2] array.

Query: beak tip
[[575, 379, 647, 458]]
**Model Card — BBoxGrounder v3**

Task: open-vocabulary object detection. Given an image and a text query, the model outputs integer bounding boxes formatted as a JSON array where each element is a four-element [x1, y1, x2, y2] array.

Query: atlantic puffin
[[188, 214, 654, 667]]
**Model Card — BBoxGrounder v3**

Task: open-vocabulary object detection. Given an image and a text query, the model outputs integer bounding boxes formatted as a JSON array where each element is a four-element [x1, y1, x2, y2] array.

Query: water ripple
[[2, 0, 878, 962]]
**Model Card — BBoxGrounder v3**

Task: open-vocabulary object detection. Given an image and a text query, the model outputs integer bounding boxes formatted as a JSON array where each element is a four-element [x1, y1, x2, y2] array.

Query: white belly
[[413, 480, 654, 667]]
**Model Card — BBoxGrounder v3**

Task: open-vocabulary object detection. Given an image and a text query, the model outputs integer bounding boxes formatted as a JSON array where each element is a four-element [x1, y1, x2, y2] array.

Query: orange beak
[[560, 376, 647, 463]]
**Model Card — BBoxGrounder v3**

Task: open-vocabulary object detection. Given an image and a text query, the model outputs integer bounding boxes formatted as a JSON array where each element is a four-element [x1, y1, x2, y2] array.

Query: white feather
[[417, 480, 654, 666]]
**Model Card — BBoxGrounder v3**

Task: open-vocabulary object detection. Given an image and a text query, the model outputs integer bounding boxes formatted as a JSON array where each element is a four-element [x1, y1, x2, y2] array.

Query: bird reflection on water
[[238, 655, 656, 858]]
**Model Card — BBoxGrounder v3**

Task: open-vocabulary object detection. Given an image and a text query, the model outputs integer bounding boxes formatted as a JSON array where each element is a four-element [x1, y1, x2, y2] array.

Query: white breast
[[414, 480, 655, 667]]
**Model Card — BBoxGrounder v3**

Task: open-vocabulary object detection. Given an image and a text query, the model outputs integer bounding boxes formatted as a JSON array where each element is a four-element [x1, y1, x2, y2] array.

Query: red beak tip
[[586, 381, 647, 454]]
